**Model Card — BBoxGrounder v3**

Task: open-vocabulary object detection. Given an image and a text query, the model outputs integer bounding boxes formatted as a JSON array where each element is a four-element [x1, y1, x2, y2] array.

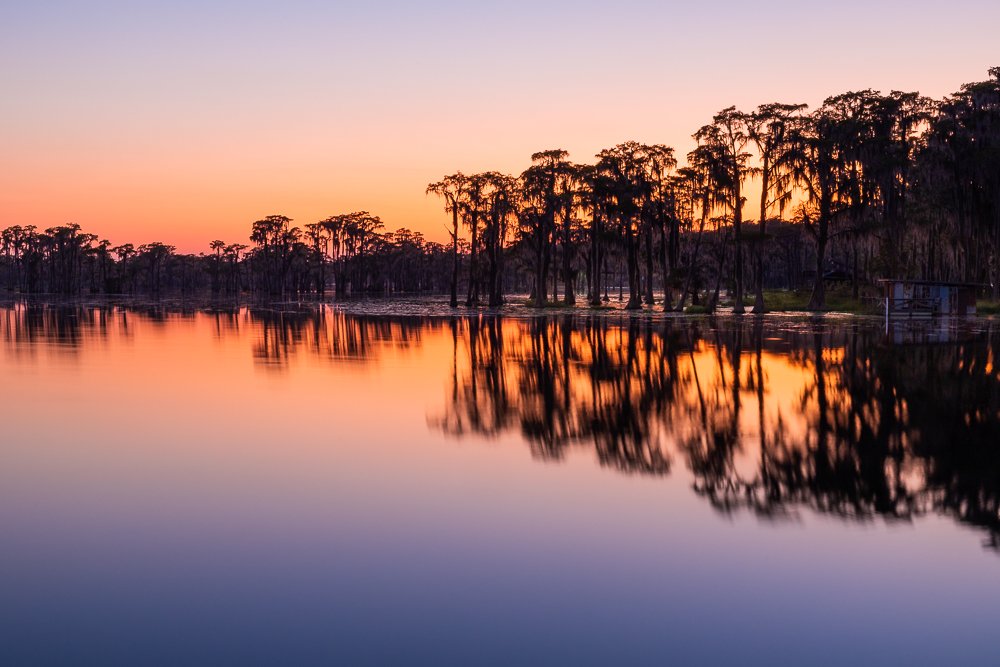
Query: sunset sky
[[3, 0, 998, 253]]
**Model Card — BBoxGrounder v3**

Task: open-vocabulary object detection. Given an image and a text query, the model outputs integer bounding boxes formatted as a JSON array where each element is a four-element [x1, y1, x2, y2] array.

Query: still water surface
[[1, 303, 999, 665]]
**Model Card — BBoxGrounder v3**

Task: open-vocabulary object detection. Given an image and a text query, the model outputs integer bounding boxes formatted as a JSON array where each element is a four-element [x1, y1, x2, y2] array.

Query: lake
[[2, 302, 999, 665]]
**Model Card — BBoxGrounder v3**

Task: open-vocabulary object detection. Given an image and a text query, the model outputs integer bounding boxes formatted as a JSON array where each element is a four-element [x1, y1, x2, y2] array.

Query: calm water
[[2, 303, 999, 665]]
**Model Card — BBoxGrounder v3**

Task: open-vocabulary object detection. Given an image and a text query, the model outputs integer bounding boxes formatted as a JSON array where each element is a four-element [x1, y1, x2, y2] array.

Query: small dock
[[879, 279, 979, 320]]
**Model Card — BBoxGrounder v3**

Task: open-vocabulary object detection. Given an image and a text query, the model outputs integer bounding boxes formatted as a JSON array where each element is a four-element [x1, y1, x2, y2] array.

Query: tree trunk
[[562, 240, 575, 305], [534, 229, 548, 307], [732, 178, 746, 314], [754, 168, 769, 314], [643, 222, 655, 304], [466, 213, 479, 306], [449, 209, 459, 308], [808, 223, 828, 310], [661, 220, 673, 311], [589, 211, 602, 306], [625, 218, 642, 310], [676, 210, 708, 312]]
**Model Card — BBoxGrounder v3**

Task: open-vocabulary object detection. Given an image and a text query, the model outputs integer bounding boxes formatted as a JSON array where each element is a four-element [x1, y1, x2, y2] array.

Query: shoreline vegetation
[[3, 68, 997, 315], [8, 289, 1000, 319]]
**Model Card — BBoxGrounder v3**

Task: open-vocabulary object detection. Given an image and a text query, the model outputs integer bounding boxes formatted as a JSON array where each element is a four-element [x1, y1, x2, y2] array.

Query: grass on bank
[[977, 300, 1000, 315], [520, 288, 877, 314], [753, 288, 875, 314], [709, 287, 874, 314]]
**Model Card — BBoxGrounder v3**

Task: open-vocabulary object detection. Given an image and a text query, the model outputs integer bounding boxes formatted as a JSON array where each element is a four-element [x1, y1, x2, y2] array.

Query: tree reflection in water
[[239, 307, 440, 368], [2, 303, 999, 550], [436, 314, 1000, 550]]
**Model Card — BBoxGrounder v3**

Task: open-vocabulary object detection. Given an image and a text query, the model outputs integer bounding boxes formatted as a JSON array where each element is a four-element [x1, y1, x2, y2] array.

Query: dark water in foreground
[[2, 303, 999, 665]]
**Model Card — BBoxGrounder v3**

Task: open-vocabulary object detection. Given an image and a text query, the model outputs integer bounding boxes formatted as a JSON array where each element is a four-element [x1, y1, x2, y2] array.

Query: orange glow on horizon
[[3, 3, 997, 253]]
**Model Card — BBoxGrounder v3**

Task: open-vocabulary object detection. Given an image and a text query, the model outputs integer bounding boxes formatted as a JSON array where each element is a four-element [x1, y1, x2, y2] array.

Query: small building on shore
[[879, 279, 979, 317]]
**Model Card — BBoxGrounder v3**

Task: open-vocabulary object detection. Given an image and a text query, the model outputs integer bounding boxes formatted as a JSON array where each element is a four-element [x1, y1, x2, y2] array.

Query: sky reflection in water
[[1, 304, 998, 665]]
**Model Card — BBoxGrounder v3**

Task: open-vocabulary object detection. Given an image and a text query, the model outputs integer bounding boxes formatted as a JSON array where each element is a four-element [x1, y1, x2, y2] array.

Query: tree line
[[2, 67, 996, 308], [428, 67, 1000, 311], [0, 214, 455, 299]]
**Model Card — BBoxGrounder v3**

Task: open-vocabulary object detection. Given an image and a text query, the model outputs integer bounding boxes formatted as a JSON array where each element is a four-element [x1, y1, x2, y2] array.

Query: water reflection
[[244, 307, 438, 366], [0, 302, 439, 368], [436, 315, 1000, 550], [3, 303, 999, 551]]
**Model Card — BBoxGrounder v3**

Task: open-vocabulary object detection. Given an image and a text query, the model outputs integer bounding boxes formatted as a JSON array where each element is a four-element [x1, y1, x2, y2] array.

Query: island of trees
[[2, 67, 997, 312]]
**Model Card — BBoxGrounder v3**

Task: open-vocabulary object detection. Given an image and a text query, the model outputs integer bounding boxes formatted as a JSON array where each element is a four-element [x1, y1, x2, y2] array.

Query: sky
[[2, 0, 998, 253]]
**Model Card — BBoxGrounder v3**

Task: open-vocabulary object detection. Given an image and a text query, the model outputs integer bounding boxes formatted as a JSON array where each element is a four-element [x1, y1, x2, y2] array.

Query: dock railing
[[884, 297, 941, 323]]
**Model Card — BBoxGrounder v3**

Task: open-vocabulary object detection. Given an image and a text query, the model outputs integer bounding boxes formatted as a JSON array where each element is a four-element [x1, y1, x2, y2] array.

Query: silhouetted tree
[[427, 173, 470, 307], [746, 102, 805, 312]]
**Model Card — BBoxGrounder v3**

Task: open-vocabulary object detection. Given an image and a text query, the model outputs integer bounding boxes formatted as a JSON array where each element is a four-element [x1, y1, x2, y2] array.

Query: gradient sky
[[2, 0, 998, 253]]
